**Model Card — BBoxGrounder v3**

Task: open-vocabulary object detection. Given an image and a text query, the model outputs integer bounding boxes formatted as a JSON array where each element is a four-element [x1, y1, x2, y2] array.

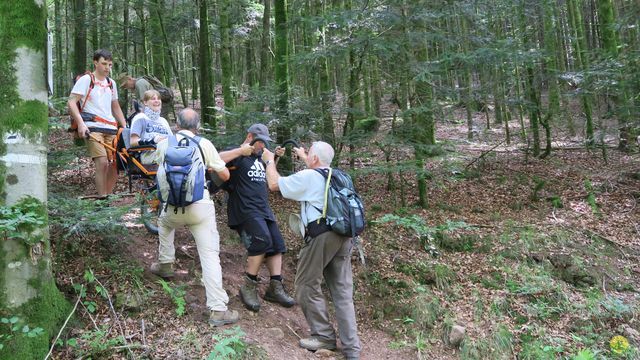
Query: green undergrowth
[[48, 194, 132, 257], [362, 208, 639, 358], [47, 145, 85, 171]]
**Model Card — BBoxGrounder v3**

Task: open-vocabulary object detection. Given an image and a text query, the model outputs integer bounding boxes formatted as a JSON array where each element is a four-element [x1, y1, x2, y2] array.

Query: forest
[[1, 0, 639, 358]]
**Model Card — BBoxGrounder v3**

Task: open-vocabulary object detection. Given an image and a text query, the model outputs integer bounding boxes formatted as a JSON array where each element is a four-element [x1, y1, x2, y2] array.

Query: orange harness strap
[[92, 115, 118, 127]]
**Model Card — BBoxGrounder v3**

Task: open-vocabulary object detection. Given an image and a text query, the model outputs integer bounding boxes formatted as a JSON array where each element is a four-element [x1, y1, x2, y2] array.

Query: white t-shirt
[[71, 74, 119, 131], [130, 113, 172, 142], [155, 130, 226, 204], [278, 168, 328, 225]]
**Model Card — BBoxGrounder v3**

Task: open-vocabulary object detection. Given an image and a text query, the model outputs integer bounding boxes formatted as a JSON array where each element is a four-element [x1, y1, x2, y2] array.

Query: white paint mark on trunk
[[14, 47, 48, 102]]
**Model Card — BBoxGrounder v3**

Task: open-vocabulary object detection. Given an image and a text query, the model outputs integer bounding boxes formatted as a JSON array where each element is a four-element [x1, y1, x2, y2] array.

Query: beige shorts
[[86, 132, 116, 159]]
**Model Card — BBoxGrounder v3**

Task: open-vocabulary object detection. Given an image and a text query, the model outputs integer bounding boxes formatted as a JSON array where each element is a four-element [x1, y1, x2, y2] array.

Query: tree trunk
[[54, 0, 65, 97], [274, 0, 291, 158], [319, 0, 335, 146], [411, 23, 435, 209], [89, 0, 98, 49], [72, 0, 87, 75], [156, 7, 188, 108], [219, 0, 235, 118], [120, 0, 130, 112], [198, 0, 215, 126], [567, 0, 595, 146], [149, 0, 165, 80], [0, 2, 70, 358], [597, 0, 630, 150], [259, 0, 271, 93], [540, 0, 560, 158]]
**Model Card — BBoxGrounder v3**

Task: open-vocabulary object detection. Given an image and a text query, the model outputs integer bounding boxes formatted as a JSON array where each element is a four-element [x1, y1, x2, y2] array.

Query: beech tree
[[0, 1, 69, 358]]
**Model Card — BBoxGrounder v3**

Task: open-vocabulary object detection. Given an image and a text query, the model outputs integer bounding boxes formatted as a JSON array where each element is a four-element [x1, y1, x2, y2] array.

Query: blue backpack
[[157, 132, 206, 213]]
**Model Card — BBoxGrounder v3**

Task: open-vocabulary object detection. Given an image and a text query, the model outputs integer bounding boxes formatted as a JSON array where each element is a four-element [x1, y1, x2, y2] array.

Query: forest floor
[[46, 109, 640, 359]]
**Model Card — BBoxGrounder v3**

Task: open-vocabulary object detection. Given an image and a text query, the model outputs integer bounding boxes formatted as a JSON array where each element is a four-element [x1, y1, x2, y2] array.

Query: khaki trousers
[[295, 231, 361, 358], [158, 202, 229, 311]]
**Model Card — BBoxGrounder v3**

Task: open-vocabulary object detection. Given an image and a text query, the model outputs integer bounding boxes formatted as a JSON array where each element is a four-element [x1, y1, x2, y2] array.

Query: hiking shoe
[[264, 279, 295, 308], [299, 337, 337, 351], [150, 262, 174, 278], [209, 309, 240, 327], [239, 276, 261, 312]]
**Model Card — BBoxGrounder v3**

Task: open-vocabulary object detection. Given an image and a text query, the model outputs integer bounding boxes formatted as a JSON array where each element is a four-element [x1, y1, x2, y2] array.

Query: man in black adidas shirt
[[219, 123, 295, 311]]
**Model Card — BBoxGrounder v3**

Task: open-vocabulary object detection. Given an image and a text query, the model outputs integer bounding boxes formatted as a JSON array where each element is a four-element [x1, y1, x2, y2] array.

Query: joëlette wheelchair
[[84, 102, 161, 234]]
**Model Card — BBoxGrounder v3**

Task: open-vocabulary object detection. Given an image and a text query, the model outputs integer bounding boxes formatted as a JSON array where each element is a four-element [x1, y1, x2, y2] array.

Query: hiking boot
[[239, 276, 261, 312], [150, 262, 174, 278], [209, 309, 240, 327], [264, 279, 295, 308], [299, 337, 337, 351]]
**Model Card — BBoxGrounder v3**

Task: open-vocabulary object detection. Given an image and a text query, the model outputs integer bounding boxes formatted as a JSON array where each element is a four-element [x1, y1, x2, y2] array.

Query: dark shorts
[[236, 218, 286, 257]]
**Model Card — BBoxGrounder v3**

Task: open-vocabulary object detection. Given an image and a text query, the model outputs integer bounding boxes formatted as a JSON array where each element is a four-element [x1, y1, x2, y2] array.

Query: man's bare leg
[[246, 254, 265, 276], [94, 156, 109, 196], [105, 160, 117, 193], [265, 253, 282, 276]]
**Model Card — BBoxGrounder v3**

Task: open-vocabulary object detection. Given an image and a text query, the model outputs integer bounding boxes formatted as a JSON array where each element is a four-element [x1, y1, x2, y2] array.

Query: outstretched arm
[[262, 149, 280, 191], [219, 143, 254, 163]]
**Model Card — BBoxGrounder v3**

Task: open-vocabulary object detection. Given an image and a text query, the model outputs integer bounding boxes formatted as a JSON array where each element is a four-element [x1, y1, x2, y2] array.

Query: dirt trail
[[49, 126, 413, 359], [125, 199, 413, 360]]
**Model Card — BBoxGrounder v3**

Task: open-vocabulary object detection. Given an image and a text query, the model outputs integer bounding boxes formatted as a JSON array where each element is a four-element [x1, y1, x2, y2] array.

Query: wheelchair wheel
[[140, 185, 161, 235]]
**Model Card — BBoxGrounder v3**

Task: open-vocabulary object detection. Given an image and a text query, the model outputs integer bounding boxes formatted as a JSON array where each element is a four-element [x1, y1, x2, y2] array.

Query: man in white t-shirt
[[67, 49, 126, 197], [262, 142, 361, 360]]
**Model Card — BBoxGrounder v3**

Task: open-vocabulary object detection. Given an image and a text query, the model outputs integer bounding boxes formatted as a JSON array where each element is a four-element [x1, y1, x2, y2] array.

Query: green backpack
[[142, 75, 174, 105]]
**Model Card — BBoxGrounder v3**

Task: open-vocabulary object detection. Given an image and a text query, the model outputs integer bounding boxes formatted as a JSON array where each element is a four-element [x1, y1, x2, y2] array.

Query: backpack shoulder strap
[[80, 72, 96, 112], [314, 167, 332, 222], [177, 131, 206, 165]]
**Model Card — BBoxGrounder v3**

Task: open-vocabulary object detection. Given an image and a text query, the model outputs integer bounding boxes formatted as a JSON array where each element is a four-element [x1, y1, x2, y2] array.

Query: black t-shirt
[[226, 152, 276, 227]]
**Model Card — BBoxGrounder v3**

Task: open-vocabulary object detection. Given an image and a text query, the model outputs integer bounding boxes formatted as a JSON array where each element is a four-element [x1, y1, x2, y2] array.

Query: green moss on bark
[[0, 279, 70, 359], [0, 101, 49, 138], [0, 197, 65, 359], [0, 0, 49, 198]]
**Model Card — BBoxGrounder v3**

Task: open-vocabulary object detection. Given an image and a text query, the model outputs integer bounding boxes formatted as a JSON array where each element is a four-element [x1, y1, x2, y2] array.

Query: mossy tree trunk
[[0, 1, 70, 358], [541, 0, 560, 159], [274, 0, 291, 169], [219, 0, 235, 120], [597, 0, 630, 150], [567, 0, 595, 146], [53, 0, 65, 97], [318, 0, 335, 147], [259, 0, 271, 92], [198, 0, 215, 127], [274, 0, 289, 120], [149, 0, 165, 81], [120, 0, 130, 112], [72, 0, 86, 75], [411, 12, 435, 209]]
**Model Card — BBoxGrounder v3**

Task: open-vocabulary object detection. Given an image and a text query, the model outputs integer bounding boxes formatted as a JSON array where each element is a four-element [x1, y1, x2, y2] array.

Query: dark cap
[[247, 123, 273, 142]]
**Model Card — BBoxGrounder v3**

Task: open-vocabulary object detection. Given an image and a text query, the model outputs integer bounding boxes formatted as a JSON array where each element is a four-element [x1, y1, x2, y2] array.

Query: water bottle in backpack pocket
[[157, 133, 206, 213]]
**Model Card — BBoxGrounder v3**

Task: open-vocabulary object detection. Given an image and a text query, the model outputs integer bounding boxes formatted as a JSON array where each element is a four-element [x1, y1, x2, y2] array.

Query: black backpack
[[314, 168, 365, 238], [142, 75, 174, 105]]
